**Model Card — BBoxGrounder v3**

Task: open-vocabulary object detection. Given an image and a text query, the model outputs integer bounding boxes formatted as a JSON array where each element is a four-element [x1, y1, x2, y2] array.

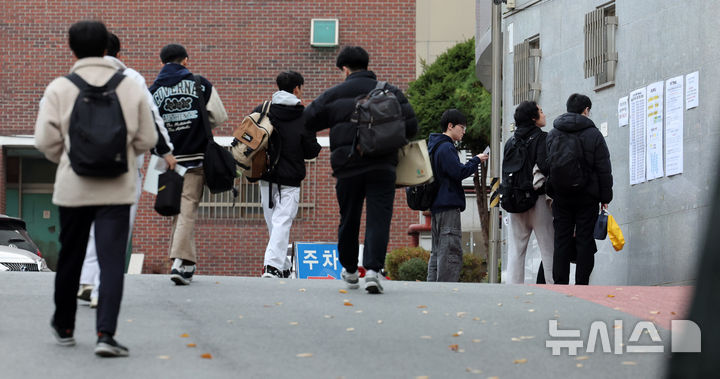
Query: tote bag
[[396, 139, 433, 187]]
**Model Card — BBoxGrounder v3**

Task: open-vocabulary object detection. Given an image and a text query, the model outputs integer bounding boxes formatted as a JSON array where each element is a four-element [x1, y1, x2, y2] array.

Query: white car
[[0, 245, 50, 272]]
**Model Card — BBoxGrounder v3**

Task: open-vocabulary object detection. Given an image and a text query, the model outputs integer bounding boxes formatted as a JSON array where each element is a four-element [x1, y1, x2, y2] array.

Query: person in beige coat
[[34, 21, 157, 357]]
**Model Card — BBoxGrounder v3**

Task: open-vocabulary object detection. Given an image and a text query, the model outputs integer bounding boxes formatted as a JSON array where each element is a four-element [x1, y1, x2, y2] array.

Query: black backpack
[[405, 140, 450, 211], [351, 81, 408, 157], [65, 71, 128, 177], [546, 129, 589, 195], [500, 129, 541, 213]]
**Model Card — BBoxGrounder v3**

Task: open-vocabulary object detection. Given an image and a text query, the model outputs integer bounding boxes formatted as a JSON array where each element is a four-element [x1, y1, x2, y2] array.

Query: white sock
[[172, 259, 183, 270]]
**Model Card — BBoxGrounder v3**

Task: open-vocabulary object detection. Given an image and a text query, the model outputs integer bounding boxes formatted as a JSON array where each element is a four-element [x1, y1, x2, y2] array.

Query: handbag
[[154, 170, 184, 216], [607, 214, 625, 251], [194, 76, 237, 194], [396, 139, 433, 187], [594, 209, 608, 240]]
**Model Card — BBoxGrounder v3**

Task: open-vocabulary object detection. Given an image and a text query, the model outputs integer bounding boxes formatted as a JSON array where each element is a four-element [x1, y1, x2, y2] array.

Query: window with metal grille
[[584, 2, 617, 90], [512, 35, 541, 105], [198, 159, 317, 220]]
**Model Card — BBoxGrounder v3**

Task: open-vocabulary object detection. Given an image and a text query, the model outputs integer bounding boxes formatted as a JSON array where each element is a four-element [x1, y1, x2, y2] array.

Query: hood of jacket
[[553, 112, 596, 133], [428, 133, 454, 154], [152, 63, 192, 88], [270, 103, 305, 122]]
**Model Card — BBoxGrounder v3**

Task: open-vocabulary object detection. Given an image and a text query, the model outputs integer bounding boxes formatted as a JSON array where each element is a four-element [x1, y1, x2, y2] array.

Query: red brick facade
[[0, 1, 418, 276]]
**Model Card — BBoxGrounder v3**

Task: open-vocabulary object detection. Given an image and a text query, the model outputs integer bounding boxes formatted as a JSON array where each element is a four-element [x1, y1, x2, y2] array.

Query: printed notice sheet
[[143, 155, 187, 194], [665, 76, 684, 176], [646, 82, 664, 180], [618, 96, 629, 127], [685, 71, 699, 110], [629, 87, 647, 185]]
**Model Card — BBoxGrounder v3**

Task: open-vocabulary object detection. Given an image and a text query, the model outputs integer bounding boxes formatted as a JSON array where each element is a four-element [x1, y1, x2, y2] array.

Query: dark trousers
[[552, 201, 599, 285], [54, 205, 130, 335], [335, 170, 396, 272]]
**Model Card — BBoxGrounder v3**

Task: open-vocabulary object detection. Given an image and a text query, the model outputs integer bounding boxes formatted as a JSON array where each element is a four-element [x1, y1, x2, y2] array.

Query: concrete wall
[[498, 0, 720, 285], [416, 0, 476, 77]]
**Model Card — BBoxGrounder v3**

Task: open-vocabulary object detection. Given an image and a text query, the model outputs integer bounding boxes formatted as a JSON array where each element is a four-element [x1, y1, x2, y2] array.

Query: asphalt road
[[0, 272, 671, 379]]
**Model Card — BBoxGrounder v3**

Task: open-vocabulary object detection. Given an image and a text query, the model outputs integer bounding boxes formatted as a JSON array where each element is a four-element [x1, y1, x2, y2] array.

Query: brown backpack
[[230, 101, 274, 179]]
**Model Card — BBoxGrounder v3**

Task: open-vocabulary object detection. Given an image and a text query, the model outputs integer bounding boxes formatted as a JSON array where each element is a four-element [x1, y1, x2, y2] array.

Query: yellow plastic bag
[[607, 214, 625, 251]]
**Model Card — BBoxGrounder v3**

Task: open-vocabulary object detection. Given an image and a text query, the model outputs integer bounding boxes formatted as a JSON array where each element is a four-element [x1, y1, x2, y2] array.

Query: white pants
[[506, 195, 555, 284], [260, 180, 300, 271], [80, 169, 142, 298]]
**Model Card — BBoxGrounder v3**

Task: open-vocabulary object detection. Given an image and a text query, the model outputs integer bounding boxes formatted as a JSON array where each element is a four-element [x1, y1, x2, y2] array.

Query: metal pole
[[488, 1, 503, 283]]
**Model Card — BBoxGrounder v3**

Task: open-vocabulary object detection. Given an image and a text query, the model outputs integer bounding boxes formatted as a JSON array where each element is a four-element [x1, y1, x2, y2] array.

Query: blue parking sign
[[295, 242, 343, 280]]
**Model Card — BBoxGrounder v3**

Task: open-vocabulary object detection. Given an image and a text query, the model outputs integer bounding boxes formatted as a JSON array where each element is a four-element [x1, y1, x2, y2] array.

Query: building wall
[[415, 0, 476, 77], [498, 0, 720, 285], [0, 0, 418, 276]]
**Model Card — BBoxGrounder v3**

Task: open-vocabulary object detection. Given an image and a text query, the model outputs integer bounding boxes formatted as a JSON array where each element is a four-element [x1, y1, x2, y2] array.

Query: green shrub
[[459, 253, 487, 283], [385, 247, 430, 280], [397, 257, 428, 281]]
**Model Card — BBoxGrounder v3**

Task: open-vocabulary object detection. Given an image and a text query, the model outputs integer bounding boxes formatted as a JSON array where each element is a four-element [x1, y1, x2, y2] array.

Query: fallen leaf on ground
[[576, 363, 584, 368], [226, 320, 233, 324], [420, 335, 432, 339], [526, 292, 534, 296], [296, 353, 313, 358], [497, 303, 503, 307], [187, 343, 196, 348], [473, 317, 481, 321], [622, 361, 637, 366], [514, 358, 528, 364], [324, 315, 334, 319], [180, 333, 189, 338], [528, 309, 535, 312], [466, 368, 482, 374], [339, 289, 347, 294], [344, 302, 353, 306], [449, 344, 459, 351], [520, 336, 535, 340], [650, 311, 660, 315], [472, 339, 482, 343], [346, 328, 355, 332], [415, 376, 429, 379], [417, 305, 427, 309], [276, 302, 283, 306], [201, 353, 212, 359], [377, 320, 383, 324], [157, 355, 171, 360], [421, 310, 429, 314], [511, 337, 521, 341], [215, 281, 220, 284], [671, 312, 677, 315], [126, 319, 133, 323], [298, 288, 306, 292], [289, 322, 299, 326], [457, 312, 467, 318], [607, 294, 615, 298], [576, 356, 589, 361], [355, 310, 363, 313], [279, 281, 286, 284], [263, 305, 272, 308], [452, 331, 463, 337]]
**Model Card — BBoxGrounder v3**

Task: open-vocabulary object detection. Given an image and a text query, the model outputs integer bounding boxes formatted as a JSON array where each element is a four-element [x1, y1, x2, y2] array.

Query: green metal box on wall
[[310, 19, 338, 47]]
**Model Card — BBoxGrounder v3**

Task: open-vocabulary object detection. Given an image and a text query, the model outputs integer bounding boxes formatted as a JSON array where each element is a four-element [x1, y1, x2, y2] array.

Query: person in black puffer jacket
[[304, 46, 418, 294], [256, 71, 321, 279], [546, 93, 613, 285]]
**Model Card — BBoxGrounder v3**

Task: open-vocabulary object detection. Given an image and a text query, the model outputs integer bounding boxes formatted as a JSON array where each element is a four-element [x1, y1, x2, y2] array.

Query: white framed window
[[512, 35, 541, 105]]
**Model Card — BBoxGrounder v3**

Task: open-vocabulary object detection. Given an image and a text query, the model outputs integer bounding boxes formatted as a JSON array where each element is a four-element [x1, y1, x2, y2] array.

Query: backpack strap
[[258, 100, 271, 124], [65, 73, 89, 90], [104, 71, 126, 91], [375, 81, 387, 91], [65, 69, 125, 91], [193, 75, 213, 142]]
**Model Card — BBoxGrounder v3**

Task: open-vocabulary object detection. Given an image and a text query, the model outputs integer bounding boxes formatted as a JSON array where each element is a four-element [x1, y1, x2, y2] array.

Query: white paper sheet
[[665, 76, 684, 176], [143, 155, 187, 195], [685, 71, 699, 110], [617, 96, 629, 127], [629, 88, 647, 185], [646, 81, 664, 180]]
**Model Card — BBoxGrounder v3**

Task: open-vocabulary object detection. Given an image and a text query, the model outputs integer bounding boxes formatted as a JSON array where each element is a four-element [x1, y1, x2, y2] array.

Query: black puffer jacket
[[253, 103, 322, 187], [304, 70, 418, 178], [546, 113, 613, 205], [512, 123, 549, 195]]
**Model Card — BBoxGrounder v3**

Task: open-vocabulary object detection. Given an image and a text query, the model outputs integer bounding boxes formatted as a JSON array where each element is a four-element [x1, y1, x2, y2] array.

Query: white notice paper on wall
[[629, 87, 647, 185], [686, 71, 699, 109], [665, 76, 684, 176], [618, 96, 629, 127], [646, 81, 664, 181]]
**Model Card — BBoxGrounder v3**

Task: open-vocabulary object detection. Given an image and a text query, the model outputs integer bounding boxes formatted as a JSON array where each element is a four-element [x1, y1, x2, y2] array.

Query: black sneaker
[[170, 265, 195, 285], [261, 265, 282, 278], [50, 320, 75, 346], [94, 333, 129, 357], [282, 269, 292, 278]]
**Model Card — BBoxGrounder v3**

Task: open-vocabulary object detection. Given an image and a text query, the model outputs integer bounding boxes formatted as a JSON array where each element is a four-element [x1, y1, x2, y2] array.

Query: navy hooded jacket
[[428, 133, 482, 213]]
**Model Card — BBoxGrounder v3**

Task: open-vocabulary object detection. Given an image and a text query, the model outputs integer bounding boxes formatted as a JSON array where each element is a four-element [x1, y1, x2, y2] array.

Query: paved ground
[[1, 272, 689, 379]]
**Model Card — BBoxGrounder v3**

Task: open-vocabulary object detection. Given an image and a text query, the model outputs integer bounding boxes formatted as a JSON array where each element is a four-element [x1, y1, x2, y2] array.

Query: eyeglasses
[[456, 124, 467, 130]]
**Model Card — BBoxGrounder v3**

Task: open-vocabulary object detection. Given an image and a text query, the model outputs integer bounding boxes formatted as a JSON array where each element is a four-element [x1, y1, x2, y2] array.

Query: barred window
[[584, 2, 618, 90], [198, 158, 317, 220], [512, 35, 541, 105]]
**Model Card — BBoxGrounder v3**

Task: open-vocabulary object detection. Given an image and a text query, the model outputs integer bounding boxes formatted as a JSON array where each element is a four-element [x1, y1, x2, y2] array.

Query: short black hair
[[276, 71, 304, 93], [68, 21, 108, 59], [513, 101, 540, 125], [160, 44, 188, 64], [106, 32, 121, 57], [440, 109, 467, 131], [566, 93, 592, 114], [335, 46, 369, 71]]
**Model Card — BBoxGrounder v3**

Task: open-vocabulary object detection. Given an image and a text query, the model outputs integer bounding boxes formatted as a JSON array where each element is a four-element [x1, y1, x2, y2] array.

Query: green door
[[20, 194, 60, 270]]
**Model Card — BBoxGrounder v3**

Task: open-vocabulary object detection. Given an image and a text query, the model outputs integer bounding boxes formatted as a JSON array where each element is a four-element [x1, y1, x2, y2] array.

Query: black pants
[[54, 205, 130, 335], [552, 201, 599, 285], [335, 170, 396, 272]]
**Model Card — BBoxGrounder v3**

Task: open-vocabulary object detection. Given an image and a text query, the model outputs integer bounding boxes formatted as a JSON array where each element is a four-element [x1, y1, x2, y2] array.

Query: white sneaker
[[364, 270, 384, 294], [77, 284, 93, 301], [341, 268, 360, 289], [89, 296, 98, 309]]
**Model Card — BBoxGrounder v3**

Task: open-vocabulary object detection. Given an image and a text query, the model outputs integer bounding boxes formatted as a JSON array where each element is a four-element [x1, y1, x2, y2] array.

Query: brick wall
[[1, 0, 418, 276]]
